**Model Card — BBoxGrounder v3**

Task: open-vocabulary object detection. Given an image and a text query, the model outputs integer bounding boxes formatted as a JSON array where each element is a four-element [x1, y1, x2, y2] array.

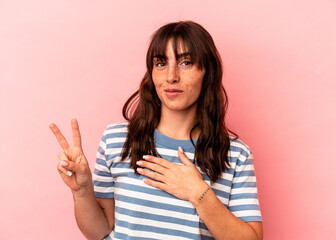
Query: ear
[[177, 146, 193, 166]]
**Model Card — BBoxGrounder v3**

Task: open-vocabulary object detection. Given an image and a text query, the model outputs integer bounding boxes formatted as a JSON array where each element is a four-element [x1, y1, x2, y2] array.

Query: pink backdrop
[[1, 0, 335, 239]]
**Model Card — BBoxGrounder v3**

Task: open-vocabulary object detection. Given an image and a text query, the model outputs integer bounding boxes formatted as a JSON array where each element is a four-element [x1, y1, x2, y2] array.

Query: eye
[[181, 61, 193, 66], [155, 61, 166, 67], [153, 58, 166, 68], [179, 59, 194, 68]]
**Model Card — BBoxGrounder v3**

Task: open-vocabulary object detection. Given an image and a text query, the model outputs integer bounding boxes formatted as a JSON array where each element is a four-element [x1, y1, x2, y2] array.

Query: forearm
[[72, 184, 112, 240], [191, 184, 260, 240]]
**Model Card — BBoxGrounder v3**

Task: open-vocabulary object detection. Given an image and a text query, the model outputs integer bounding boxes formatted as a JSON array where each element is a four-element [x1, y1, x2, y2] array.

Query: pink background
[[1, 0, 335, 239]]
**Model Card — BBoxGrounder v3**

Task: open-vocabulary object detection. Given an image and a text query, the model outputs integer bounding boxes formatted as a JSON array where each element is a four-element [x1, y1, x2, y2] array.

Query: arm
[[190, 182, 263, 240], [72, 185, 114, 240], [50, 119, 114, 239], [64, 156, 115, 239], [136, 147, 262, 240]]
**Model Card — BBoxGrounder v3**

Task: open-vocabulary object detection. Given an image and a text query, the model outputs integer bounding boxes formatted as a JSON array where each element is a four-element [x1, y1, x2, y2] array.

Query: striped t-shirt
[[93, 122, 262, 240]]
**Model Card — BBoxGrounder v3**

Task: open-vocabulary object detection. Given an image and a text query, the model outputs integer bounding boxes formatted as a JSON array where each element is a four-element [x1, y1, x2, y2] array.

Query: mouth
[[164, 89, 183, 98], [164, 89, 183, 93]]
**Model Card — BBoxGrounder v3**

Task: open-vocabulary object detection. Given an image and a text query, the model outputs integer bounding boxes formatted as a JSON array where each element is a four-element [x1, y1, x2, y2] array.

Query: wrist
[[72, 183, 94, 199], [189, 182, 211, 207]]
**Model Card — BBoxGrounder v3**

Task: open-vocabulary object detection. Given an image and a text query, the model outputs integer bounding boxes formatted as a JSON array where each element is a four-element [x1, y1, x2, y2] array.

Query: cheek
[[152, 71, 163, 88], [151, 73, 164, 100], [193, 83, 203, 99], [188, 73, 204, 96]]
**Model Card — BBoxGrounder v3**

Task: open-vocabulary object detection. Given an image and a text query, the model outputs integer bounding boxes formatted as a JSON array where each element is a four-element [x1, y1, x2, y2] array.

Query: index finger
[[71, 118, 82, 148], [49, 123, 70, 151]]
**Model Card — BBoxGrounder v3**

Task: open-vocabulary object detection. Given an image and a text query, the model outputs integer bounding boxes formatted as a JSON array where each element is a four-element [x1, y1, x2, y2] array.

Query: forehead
[[148, 33, 205, 70], [168, 38, 188, 52], [154, 38, 190, 59]]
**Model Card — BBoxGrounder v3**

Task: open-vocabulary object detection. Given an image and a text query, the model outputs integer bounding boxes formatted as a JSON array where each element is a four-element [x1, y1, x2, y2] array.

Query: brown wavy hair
[[121, 21, 237, 183]]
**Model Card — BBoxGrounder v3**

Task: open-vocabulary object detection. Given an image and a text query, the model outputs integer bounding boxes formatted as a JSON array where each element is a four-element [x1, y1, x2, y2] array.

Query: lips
[[164, 89, 183, 93], [164, 89, 183, 98]]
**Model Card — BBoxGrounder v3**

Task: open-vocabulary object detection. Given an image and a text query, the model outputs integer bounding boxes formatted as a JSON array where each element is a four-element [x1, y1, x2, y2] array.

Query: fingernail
[[143, 155, 149, 160], [67, 171, 72, 176], [136, 161, 143, 166], [61, 161, 68, 167], [137, 168, 143, 173], [178, 146, 184, 154]]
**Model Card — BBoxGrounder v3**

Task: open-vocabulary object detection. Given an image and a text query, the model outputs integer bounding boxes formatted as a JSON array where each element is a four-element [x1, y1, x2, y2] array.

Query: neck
[[157, 106, 200, 140]]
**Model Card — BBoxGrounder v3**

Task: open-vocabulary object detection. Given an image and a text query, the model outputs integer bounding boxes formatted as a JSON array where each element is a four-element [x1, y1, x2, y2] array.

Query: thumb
[[60, 158, 84, 173], [178, 146, 193, 166]]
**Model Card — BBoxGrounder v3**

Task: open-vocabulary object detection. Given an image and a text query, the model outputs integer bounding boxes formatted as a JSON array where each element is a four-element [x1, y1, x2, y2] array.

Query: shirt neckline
[[154, 129, 198, 152]]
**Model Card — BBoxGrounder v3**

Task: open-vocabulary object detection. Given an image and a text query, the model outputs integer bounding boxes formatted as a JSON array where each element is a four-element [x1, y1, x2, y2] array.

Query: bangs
[[146, 22, 208, 72]]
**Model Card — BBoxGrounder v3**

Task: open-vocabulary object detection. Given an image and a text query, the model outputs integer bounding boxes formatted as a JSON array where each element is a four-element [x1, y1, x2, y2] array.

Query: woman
[[50, 21, 263, 240]]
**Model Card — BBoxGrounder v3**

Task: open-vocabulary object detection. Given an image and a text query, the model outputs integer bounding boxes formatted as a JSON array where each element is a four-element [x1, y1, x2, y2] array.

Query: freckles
[[152, 76, 163, 90], [181, 71, 192, 79]]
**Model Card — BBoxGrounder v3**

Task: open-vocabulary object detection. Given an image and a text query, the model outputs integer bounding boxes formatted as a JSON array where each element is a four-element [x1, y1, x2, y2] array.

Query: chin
[[164, 103, 197, 113]]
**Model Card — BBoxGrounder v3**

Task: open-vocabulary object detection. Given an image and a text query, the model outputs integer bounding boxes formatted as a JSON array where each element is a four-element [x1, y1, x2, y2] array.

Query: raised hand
[[136, 146, 209, 204], [49, 118, 92, 192]]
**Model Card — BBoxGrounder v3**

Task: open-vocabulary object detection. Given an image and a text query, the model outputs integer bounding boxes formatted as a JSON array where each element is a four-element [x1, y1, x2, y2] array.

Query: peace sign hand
[[49, 118, 92, 192]]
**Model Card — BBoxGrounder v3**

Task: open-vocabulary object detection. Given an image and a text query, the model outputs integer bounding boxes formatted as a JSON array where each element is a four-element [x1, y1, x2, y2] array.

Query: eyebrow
[[176, 52, 191, 60], [153, 54, 166, 60]]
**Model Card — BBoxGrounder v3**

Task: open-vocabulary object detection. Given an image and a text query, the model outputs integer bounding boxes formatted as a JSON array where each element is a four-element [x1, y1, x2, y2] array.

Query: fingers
[[49, 123, 70, 151], [142, 155, 172, 168], [71, 118, 82, 148], [177, 146, 193, 166], [58, 162, 73, 177], [136, 159, 166, 183], [49, 118, 82, 150], [76, 154, 83, 164], [58, 151, 73, 176], [58, 155, 84, 174], [142, 177, 167, 191], [137, 167, 166, 183], [136, 160, 167, 175]]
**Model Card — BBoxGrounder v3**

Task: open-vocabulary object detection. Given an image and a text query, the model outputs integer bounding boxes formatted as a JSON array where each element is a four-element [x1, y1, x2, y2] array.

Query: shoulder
[[228, 136, 253, 167], [101, 122, 129, 140], [98, 122, 129, 163], [229, 136, 252, 155], [105, 121, 128, 132]]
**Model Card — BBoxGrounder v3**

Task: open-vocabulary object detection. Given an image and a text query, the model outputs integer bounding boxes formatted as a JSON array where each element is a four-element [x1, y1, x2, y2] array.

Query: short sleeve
[[228, 149, 262, 222], [92, 128, 115, 198]]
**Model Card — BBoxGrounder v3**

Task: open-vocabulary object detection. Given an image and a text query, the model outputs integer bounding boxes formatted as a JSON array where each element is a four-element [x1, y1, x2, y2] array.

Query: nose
[[166, 64, 180, 84]]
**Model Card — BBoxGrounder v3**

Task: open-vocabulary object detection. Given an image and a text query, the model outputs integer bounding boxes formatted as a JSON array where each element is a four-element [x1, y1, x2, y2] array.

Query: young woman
[[50, 21, 263, 240]]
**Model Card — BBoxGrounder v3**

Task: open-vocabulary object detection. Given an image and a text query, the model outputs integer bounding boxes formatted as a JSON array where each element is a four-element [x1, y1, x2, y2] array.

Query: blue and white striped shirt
[[93, 122, 262, 240]]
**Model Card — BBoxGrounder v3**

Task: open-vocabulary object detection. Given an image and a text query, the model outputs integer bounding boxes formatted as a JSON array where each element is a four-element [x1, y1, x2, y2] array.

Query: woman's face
[[152, 39, 205, 116]]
